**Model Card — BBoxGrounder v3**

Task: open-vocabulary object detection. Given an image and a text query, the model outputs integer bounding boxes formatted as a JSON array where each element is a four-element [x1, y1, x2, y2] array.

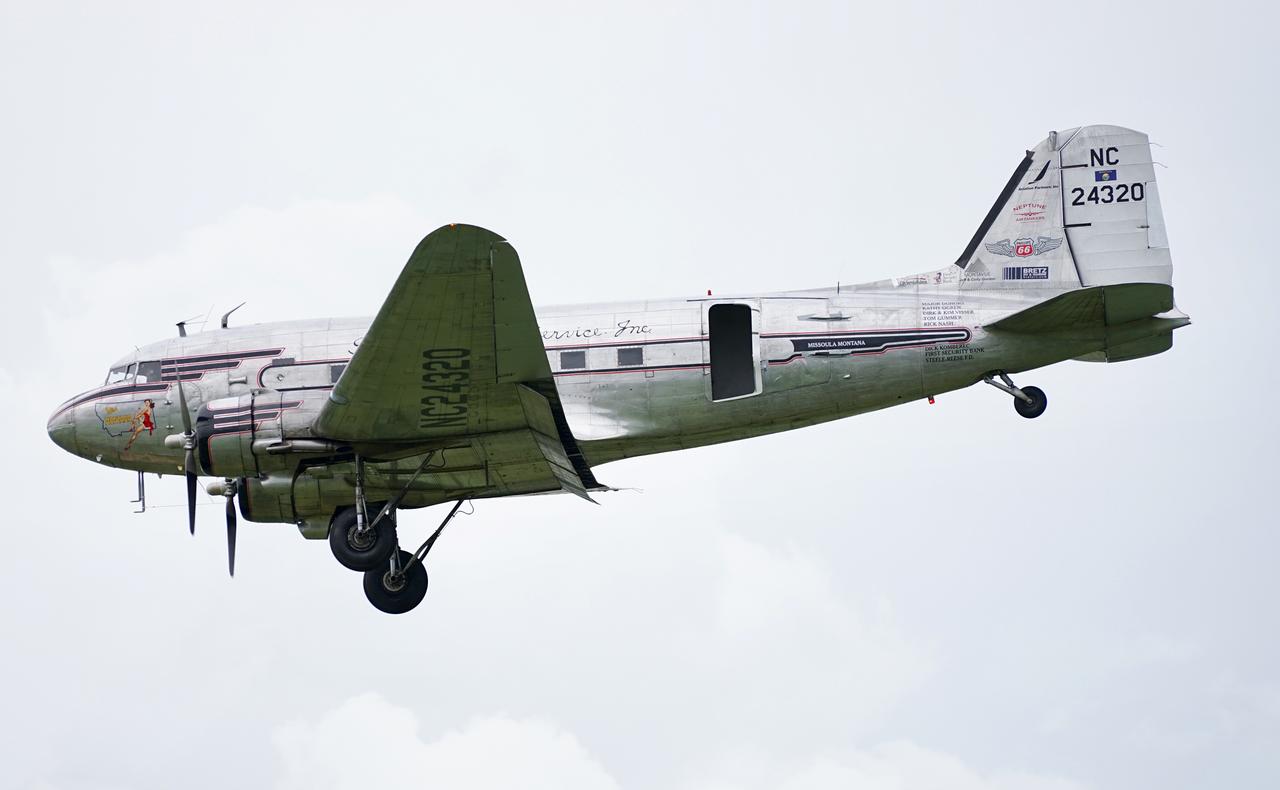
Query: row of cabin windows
[[108, 350, 645, 383], [104, 360, 348, 387], [559, 347, 644, 371]]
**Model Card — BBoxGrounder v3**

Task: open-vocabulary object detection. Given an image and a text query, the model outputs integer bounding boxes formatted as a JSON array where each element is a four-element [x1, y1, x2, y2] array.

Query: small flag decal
[[1095, 169, 1117, 182]]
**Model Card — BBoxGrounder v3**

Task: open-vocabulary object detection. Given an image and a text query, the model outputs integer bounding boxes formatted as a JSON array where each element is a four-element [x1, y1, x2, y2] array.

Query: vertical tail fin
[[954, 125, 1174, 292]]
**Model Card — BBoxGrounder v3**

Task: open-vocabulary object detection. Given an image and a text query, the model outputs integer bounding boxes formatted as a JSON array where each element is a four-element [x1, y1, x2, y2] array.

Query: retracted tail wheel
[[1014, 385, 1048, 419], [363, 550, 428, 614], [329, 506, 397, 572]]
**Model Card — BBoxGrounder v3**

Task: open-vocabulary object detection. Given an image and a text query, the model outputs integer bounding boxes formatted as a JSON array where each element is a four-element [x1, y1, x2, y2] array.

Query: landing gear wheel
[[363, 550, 428, 614], [328, 506, 397, 572], [1014, 385, 1048, 419]]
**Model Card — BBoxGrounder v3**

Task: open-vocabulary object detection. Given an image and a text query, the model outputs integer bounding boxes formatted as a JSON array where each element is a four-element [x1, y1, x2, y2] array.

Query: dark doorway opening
[[709, 303, 757, 401]]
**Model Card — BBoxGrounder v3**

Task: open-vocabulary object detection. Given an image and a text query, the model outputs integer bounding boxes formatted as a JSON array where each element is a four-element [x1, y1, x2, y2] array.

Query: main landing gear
[[361, 501, 464, 615], [328, 454, 464, 614], [983, 371, 1048, 419]]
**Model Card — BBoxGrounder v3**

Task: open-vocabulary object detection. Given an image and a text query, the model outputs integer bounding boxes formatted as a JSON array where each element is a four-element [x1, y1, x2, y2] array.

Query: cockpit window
[[105, 364, 135, 385], [135, 361, 163, 383]]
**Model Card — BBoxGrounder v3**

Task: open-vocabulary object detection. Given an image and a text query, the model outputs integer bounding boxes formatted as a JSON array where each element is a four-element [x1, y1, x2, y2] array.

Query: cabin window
[[708, 303, 757, 400], [559, 350, 587, 370], [135, 361, 163, 383], [617, 347, 643, 367], [330, 363, 347, 383]]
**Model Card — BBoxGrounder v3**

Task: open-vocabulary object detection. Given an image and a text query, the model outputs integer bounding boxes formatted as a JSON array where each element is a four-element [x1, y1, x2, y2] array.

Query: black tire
[[363, 550, 428, 614], [1014, 385, 1048, 419], [328, 506, 397, 572]]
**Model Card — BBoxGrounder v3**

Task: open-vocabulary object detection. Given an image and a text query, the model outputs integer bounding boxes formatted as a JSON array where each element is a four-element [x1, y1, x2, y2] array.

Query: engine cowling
[[236, 472, 334, 538], [195, 390, 330, 478]]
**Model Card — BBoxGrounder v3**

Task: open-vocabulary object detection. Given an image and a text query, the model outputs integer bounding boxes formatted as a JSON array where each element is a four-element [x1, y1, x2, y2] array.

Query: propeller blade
[[185, 470, 197, 535], [174, 377, 193, 435], [176, 378, 198, 535], [225, 494, 237, 577]]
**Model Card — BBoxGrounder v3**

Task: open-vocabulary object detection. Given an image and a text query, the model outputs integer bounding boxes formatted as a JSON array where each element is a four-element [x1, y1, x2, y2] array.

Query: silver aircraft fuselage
[[47, 274, 1120, 535]]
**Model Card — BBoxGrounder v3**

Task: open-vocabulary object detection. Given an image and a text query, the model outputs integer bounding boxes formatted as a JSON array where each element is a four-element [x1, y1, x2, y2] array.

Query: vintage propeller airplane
[[48, 125, 1188, 613]]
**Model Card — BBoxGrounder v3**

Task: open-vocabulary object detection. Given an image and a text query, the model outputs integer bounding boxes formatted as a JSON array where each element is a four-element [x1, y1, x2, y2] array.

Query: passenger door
[[702, 300, 762, 402]]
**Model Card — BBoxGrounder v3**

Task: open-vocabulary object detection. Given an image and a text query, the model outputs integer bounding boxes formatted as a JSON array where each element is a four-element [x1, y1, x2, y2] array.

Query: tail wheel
[[363, 550, 428, 614], [1014, 385, 1048, 419], [328, 506, 397, 571]]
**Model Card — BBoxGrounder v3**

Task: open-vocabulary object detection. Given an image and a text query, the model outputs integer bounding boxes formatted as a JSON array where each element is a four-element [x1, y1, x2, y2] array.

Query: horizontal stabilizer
[[986, 283, 1173, 333], [1075, 333, 1174, 363]]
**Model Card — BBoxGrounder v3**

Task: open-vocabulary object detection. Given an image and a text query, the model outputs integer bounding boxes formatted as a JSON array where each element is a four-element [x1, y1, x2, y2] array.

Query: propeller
[[223, 478, 238, 577], [206, 478, 241, 577], [171, 380, 239, 577], [173, 377, 198, 535]]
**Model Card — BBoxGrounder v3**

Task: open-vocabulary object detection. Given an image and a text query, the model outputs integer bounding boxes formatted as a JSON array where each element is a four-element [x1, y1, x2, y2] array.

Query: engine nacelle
[[195, 390, 330, 479], [236, 471, 334, 538]]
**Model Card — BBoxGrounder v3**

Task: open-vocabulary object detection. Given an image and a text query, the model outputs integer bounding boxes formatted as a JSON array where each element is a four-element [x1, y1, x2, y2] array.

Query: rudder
[[1058, 126, 1172, 288]]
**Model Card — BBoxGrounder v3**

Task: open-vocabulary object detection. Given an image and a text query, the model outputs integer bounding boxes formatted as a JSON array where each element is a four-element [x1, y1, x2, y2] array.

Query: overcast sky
[[2, 2, 1277, 789]]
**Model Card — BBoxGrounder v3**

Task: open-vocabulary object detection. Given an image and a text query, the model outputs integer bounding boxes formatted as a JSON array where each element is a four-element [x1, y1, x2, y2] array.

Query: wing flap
[[516, 385, 594, 501]]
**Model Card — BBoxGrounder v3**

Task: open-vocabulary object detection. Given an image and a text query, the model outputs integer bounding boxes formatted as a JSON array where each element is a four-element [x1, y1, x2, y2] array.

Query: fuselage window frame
[[105, 363, 135, 385], [617, 347, 643, 367], [559, 350, 587, 371], [135, 361, 163, 383]]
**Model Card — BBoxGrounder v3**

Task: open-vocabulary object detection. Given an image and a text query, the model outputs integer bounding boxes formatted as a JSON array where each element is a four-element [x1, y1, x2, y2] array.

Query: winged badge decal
[[985, 236, 1063, 258]]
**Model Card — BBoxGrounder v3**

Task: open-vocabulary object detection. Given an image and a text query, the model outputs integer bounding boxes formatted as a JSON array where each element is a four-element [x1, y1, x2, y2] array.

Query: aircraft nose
[[47, 406, 78, 455]]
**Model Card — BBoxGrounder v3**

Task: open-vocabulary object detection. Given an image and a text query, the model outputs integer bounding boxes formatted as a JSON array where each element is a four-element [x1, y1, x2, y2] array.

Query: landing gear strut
[[362, 500, 466, 615], [328, 456, 397, 571], [983, 372, 1048, 419]]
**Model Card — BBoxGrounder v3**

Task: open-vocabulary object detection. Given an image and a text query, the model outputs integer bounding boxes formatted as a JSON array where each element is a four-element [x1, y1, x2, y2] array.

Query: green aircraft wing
[[314, 223, 594, 499]]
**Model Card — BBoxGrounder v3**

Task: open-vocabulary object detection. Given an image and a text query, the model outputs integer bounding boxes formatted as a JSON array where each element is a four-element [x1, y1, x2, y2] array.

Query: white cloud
[[273, 694, 620, 790], [273, 697, 1088, 790], [682, 740, 1087, 790], [776, 743, 1087, 790]]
